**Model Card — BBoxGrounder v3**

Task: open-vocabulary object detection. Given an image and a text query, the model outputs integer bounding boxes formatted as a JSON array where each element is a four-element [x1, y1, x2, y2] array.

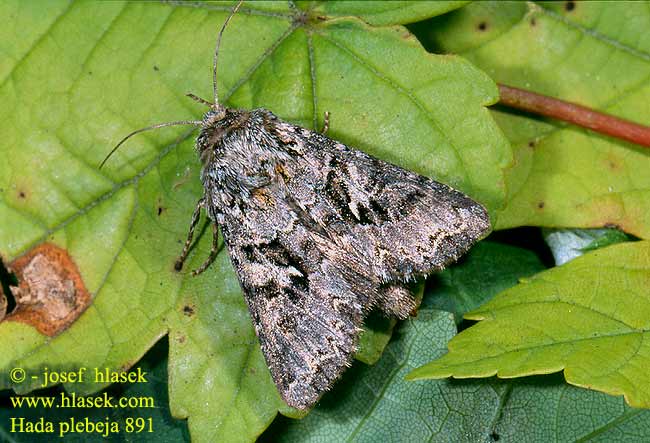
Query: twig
[[497, 84, 650, 148]]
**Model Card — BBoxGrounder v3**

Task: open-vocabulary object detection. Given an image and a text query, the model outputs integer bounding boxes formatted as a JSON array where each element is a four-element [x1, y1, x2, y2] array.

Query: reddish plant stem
[[497, 84, 650, 148]]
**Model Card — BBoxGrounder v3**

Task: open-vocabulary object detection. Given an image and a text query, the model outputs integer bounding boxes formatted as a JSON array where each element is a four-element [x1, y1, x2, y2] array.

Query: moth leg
[[174, 197, 205, 271], [320, 111, 330, 134], [191, 223, 219, 276]]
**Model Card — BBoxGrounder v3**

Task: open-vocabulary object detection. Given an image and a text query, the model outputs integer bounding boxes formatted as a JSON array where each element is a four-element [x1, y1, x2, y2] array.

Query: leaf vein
[[315, 31, 472, 189], [0, 1, 74, 87]]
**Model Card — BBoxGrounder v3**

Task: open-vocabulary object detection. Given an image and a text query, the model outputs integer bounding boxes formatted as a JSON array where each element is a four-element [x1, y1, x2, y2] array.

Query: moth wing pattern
[[199, 109, 490, 409], [273, 117, 491, 284], [209, 160, 372, 410]]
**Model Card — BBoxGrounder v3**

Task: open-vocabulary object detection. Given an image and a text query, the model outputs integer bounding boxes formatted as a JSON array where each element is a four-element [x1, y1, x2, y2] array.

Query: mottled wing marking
[[218, 191, 372, 410], [273, 118, 491, 283], [199, 108, 490, 409]]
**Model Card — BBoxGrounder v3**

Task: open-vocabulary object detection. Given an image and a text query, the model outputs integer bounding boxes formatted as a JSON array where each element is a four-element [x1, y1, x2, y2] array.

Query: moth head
[[204, 104, 227, 124], [195, 105, 245, 164]]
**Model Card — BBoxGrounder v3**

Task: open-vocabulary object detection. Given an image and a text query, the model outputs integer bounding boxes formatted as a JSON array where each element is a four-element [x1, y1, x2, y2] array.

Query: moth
[[101, 1, 490, 410]]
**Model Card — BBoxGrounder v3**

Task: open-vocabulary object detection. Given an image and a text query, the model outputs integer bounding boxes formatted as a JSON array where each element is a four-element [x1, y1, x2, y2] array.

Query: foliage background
[[1, 1, 650, 442]]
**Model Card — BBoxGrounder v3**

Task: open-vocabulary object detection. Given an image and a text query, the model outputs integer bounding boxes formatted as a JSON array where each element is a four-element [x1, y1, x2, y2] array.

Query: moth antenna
[[213, 0, 244, 106], [99, 120, 202, 169]]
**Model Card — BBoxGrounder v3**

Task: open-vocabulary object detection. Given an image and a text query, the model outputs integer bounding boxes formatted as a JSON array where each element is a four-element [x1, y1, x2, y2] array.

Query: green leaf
[[425, 240, 546, 323], [423, 1, 650, 239], [0, 1, 509, 441], [300, 1, 470, 26], [489, 375, 650, 442], [581, 228, 634, 254], [544, 227, 632, 265], [409, 240, 650, 409]]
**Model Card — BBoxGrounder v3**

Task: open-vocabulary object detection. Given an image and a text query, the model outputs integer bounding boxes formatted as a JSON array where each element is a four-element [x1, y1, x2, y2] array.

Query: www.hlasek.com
[[8, 367, 155, 438]]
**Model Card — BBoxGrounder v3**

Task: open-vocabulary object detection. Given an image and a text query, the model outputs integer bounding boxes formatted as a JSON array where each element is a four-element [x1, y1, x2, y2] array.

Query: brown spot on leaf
[[182, 304, 195, 317], [528, 140, 536, 148], [530, 17, 537, 27], [605, 153, 622, 171], [156, 197, 167, 216], [477, 21, 488, 32], [18, 190, 26, 199], [538, 202, 545, 209], [565, 1, 576, 12], [1, 243, 91, 336]]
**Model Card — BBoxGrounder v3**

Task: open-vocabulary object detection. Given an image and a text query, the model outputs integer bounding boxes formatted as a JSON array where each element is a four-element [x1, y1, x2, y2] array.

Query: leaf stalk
[[498, 84, 650, 148]]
